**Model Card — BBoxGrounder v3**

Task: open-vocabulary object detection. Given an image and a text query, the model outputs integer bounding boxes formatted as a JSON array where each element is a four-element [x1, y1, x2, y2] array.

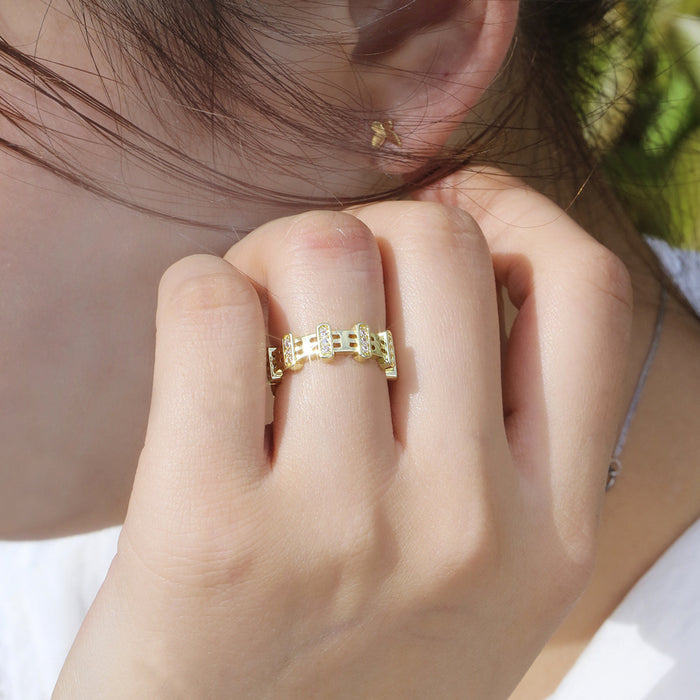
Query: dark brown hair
[[8, 2, 697, 316], [0, 1, 626, 222]]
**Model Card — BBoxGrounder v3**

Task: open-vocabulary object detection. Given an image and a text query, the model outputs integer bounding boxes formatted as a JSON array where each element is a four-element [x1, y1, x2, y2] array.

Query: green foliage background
[[591, 0, 700, 248]]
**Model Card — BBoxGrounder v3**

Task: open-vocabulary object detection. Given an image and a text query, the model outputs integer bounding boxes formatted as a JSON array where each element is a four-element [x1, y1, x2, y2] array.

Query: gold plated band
[[267, 323, 397, 384]]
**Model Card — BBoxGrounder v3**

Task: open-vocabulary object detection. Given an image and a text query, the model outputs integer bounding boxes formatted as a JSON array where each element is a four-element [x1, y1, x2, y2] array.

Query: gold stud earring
[[371, 120, 402, 149]]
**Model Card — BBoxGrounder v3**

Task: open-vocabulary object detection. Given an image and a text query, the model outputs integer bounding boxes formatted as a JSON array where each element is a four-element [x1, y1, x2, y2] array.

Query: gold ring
[[267, 323, 397, 384]]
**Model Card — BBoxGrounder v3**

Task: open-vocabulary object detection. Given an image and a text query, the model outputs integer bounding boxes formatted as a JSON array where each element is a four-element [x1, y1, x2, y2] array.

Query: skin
[[51, 189, 632, 698], [1, 0, 700, 696]]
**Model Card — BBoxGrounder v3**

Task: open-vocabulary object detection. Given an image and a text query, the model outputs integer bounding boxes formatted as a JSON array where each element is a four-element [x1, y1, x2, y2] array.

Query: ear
[[349, 0, 519, 167]]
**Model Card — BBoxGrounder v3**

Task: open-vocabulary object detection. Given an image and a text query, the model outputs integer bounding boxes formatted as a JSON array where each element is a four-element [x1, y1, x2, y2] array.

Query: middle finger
[[352, 201, 505, 470]]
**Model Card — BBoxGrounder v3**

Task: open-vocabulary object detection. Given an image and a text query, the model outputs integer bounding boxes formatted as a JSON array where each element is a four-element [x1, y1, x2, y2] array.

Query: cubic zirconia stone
[[317, 324, 334, 359], [383, 330, 397, 379], [282, 334, 296, 367], [386, 331, 395, 365], [377, 330, 397, 378], [356, 323, 372, 359]]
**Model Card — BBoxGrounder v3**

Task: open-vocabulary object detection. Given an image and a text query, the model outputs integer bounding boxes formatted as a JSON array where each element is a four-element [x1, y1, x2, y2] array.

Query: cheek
[[0, 170, 229, 475], [0, 200, 152, 455]]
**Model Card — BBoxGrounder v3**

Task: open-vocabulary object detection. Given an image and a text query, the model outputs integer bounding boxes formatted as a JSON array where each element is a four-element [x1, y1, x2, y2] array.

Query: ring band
[[267, 323, 397, 384]]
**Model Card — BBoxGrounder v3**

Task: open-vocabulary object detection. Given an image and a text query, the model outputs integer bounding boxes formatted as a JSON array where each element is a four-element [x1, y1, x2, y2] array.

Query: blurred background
[[589, 0, 700, 249]]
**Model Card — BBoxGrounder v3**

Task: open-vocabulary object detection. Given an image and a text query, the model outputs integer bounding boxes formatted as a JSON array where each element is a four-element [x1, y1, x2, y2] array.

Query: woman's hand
[[54, 172, 633, 699]]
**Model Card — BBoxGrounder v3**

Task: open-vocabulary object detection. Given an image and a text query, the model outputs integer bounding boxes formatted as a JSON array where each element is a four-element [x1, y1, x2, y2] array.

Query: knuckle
[[331, 520, 382, 568], [392, 201, 491, 261], [282, 210, 380, 269], [161, 263, 259, 324], [295, 507, 393, 622], [421, 494, 502, 586], [403, 442, 513, 594], [319, 501, 389, 566], [580, 245, 634, 314], [545, 542, 597, 609], [435, 529, 500, 587], [535, 517, 598, 609]]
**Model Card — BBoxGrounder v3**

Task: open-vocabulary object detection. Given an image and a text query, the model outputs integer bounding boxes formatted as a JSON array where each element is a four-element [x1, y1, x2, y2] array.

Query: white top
[[1, 239, 699, 699], [0, 527, 119, 700], [645, 237, 700, 313], [548, 518, 700, 699]]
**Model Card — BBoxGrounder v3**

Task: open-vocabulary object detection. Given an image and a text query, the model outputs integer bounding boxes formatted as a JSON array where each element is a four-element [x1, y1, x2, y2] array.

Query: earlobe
[[350, 0, 519, 168]]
